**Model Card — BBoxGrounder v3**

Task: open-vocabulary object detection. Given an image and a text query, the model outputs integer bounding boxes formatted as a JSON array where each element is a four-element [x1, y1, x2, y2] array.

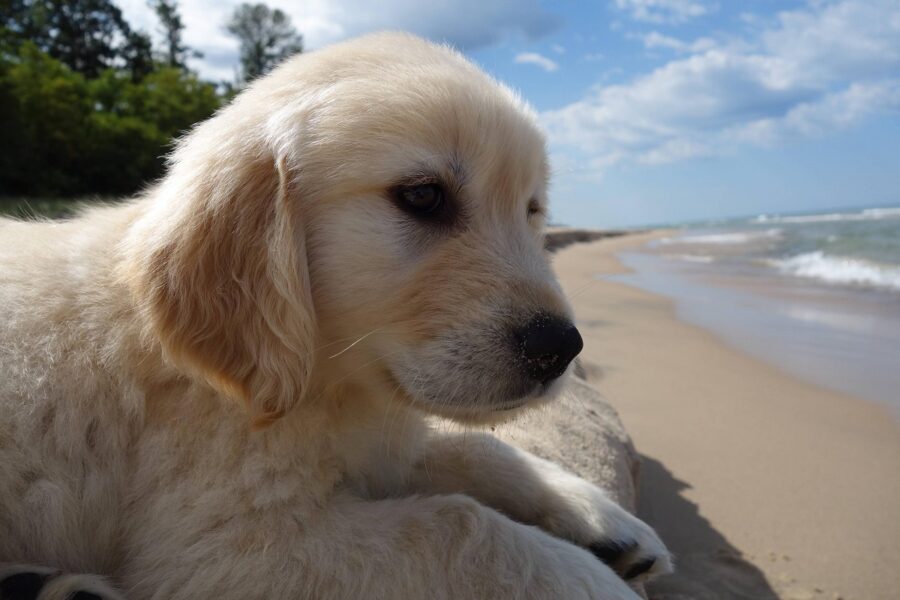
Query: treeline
[[1, 0, 303, 198]]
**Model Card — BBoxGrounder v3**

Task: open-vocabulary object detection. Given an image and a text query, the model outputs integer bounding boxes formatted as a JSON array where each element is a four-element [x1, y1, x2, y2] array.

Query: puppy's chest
[[330, 422, 425, 501], [338, 448, 418, 500], [128, 399, 427, 526]]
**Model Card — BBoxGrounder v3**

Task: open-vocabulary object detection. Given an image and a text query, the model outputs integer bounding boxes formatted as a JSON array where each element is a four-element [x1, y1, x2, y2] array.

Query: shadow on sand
[[638, 455, 781, 600]]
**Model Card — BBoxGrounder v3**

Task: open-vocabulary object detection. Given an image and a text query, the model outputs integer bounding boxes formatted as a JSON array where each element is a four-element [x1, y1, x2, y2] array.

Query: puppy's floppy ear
[[130, 151, 316, 426]]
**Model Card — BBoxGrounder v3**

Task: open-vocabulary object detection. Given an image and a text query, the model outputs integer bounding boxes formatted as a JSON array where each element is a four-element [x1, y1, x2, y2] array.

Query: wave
[[861, 207, 900, 217], [662, 228, 781, 245], [753, 207, 900, 224], [770, 251, 900, 292], [663, 254, 715, 263]]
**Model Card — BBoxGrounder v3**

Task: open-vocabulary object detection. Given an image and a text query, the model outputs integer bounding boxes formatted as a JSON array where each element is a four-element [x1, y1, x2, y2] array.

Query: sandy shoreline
[[552, 232, 900, 600]]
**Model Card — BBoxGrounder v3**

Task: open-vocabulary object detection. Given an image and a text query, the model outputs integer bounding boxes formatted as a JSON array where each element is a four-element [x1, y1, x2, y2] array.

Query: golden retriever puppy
[[0, 33, 670, 599]]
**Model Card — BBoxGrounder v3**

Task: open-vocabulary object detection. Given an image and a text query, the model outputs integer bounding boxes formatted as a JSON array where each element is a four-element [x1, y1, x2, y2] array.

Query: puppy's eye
[[527, 199, 543, 219], [396, 184, 444, 215]]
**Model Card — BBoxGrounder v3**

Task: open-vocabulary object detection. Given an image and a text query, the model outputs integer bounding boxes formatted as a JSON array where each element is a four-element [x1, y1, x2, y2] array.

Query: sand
[[551, 232, 900, 600]]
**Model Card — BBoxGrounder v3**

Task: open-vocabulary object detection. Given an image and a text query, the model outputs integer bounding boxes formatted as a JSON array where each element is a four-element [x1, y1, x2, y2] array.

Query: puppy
[[0, 33, 670, 599]]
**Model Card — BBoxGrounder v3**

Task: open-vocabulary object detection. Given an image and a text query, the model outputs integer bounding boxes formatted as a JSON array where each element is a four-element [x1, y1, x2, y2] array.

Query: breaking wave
[[770, 251, 900, 292], [661, 228, 782, 245], [753, 207, 900, 224]]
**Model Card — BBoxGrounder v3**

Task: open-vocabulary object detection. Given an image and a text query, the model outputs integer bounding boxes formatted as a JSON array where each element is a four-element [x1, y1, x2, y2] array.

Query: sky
[[118, 0, 900, 228]]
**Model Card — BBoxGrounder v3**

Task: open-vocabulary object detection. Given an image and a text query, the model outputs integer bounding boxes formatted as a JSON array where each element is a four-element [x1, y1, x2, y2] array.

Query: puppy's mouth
[[385, 360, 572, 422], [495, 374, 568, 409]]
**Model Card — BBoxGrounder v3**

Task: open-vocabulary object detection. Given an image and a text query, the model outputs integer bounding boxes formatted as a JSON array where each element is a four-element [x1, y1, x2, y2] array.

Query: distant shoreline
[[544, 227, 638, 252]]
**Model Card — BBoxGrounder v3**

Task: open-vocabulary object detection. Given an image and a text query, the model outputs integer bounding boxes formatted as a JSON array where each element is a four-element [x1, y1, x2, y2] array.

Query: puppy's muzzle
[[515, 314, 583, 385]]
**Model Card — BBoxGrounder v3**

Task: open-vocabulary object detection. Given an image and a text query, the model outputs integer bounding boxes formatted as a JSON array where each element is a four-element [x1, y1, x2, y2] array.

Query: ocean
[[609, 205, 900, 416]]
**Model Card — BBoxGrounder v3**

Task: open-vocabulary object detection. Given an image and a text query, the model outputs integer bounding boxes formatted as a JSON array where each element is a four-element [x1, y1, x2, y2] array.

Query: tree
[[120, 67, 221, 138], [149, 0, 199, 69], [0, 41, 91, 194], [0, 43, 222, 197], [226, 3, 302, 84], [1, 1, 226, 198], [122, 29, 154, 80], [17, 0, 133, 78]]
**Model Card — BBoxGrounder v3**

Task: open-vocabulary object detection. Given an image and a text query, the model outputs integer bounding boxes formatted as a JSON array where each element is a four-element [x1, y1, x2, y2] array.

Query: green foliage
[[122, 67, 221, 138], [82, 111, 167, 194], [87, 66, 220, 139], [0, 42, 222, 197], [1, 42, 91, 195], [226, 3, 302, 83]]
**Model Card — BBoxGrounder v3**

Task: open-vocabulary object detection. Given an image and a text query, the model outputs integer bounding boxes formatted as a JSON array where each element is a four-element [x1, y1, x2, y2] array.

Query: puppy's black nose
[[516, 315, 583, 384]]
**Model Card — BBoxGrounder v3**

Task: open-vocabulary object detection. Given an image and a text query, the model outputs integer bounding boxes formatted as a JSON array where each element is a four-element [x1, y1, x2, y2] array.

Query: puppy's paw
[[0, 566, 124, 600], [536, 477, 673, 583], [587, 530, 670, 583], [579, 495, 673, 583]]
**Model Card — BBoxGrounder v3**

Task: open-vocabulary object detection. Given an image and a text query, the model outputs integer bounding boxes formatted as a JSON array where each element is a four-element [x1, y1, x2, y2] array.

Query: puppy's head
[[130, 33, 581, 425]]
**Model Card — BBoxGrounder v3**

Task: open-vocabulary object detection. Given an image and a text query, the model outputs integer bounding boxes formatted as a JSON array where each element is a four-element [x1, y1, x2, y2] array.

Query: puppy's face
[[275, 39, 582, 422]]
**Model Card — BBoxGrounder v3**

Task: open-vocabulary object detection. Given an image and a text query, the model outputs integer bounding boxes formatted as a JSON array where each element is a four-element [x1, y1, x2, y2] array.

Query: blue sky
[[119, 0, 900, 227]]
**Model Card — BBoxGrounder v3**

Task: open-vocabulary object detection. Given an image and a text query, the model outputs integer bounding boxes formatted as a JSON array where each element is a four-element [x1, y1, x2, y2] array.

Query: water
[[612, 205, 900, 416], [659, 206, 900, 292]]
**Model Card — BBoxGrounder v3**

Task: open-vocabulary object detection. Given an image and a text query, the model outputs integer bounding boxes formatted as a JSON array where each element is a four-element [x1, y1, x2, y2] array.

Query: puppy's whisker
[[567, 277, 602, 301], [327, 326, 385, 359], [307, 349, 404, 405], [304, 324, 401, 357]]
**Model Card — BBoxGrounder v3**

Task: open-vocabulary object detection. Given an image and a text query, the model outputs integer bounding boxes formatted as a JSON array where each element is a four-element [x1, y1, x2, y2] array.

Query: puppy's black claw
[[0, 572, 48, 600], [587, 539, 636, 565], [71, 592, 104, 600], [588, 540, 661, 580], [623, 557, 656, 580]]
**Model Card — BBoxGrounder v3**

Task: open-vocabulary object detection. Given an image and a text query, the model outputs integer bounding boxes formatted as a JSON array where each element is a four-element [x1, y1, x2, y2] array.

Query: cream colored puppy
[[0, 33, 670, 599]]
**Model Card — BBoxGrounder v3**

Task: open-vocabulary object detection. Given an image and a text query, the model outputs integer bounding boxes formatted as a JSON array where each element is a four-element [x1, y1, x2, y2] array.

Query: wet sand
[[552, 232, 900, 600]]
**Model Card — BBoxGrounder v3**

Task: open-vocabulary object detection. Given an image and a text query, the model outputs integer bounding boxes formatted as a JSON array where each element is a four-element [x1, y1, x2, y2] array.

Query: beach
[[552, 232, 900, 600]]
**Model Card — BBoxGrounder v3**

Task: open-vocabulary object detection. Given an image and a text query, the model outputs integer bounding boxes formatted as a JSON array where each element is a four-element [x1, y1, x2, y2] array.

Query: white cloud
[[613, 0, 713, 25], [117, 0, 560, 81], [515, 52, 559, 72], [728, 80, 900, 145], [638, 31, 716, 53], [544, 0, 900, 177], [761, 0, 900, 86]]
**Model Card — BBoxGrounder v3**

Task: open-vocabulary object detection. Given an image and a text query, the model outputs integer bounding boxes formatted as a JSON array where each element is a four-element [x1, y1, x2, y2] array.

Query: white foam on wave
[[661, 228, 782, 245], [771, 251, 900, 292], [753, 207, 900, 224], [862, 207, 900, 218], [663, 254, 715, 263]]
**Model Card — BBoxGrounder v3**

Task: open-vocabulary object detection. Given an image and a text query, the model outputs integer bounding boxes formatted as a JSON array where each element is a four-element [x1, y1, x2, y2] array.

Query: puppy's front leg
[[409, 433, 672, 583], [124, 494, 639, 600]]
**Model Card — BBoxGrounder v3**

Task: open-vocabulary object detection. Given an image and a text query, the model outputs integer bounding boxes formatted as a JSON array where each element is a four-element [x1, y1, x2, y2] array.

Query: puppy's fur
[[0, 33, 670, 599]]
